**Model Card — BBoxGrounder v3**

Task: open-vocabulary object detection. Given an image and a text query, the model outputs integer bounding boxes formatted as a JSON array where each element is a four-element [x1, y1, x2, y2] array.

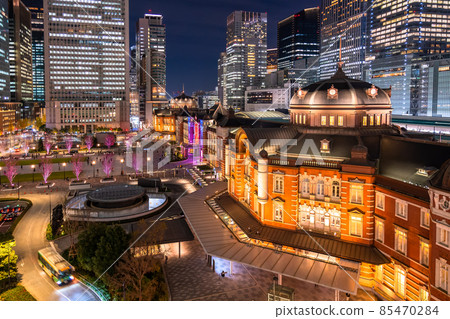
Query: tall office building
[[217, 51, 226, 106], [277, 7, 320, 70], [136, 13, 166, 127], [267, 48, 278, 74], [367, 0, 450, 115], [44, 0, 130, 132], [22, 0, 44, 102], [0, 0, 9, 101], [320, 0, 369, 80], [225, 11, 267, 110], [9, 0, 32, 102]]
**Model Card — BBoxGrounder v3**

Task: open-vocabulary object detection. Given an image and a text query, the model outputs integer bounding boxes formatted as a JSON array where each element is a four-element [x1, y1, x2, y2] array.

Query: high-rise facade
[[136, 13, 166, 127], [320, 0, 369, 80], [267, 48, 278, 74], [22, 0, 44, 102], [9, 0, 32, 102], [277, 7, 320, 71], [44, 0, 130, 132], [0, 0, 9, 102], [367, 0, 450, 115], [225, 11, 267, 110], [217, 51, 226, 106]]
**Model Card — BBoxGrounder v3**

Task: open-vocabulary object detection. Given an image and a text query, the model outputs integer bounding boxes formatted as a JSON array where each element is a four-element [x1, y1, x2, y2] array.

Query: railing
[[76, 274, 110, 301]]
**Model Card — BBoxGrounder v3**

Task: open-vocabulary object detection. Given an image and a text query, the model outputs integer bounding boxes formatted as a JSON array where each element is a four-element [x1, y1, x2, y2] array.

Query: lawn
[[0, 171, 76, 184], [0, 285, 36, 301], [0, 157, 87, 167]]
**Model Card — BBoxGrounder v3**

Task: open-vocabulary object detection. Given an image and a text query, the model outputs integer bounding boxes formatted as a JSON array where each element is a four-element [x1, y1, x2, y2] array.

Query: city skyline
[[130, 0, 320, 96]]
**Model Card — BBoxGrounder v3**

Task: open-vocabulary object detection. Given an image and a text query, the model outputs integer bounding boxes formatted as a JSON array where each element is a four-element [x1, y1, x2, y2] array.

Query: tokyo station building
[[220, 66, 450, 301]]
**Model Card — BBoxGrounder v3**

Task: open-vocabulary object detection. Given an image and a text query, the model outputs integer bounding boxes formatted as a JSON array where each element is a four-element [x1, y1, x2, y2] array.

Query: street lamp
[[31, 164, 35, 182], [92, 160, 96, 178], [62, 162, 66, 180], [120, 158, 124, 175]]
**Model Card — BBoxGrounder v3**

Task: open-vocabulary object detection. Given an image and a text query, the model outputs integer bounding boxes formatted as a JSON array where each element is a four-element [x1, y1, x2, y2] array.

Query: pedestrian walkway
[[165, 239, 378, 301]]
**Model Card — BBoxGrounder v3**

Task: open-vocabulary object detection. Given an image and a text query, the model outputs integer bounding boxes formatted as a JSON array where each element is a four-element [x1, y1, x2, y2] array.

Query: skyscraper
[[267, 48, 278, 74], [367, 0, 450, 115], [217, 51, 226, 106], [44, 0, 130, 132], [136, 13, 166, 127], [9, 0, 32, 102], [0, 0, 9, 102], [22, 0, 44, 102], [277, 7, 320, 71], [225, 11, 267, 110], [320, 0, 369, 80]]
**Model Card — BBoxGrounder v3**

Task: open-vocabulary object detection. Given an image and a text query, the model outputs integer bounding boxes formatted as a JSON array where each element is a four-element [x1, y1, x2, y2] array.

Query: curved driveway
[[13, 192, 100, 301]]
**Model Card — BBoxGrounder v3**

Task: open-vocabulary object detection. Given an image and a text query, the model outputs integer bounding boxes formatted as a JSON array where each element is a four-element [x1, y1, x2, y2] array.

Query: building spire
[[182, 83, 185, 93]]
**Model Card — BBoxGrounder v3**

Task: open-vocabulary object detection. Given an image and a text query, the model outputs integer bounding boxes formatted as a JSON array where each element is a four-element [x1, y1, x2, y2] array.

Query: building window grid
[[349, 184, 363, 205], [395, 200, 408, 220], [395, 227, 407, 255], [420, 239, 429, 267], [375, 218, 384, 243]]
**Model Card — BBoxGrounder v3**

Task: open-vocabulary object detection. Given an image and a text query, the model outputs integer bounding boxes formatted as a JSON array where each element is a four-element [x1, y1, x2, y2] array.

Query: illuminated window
[[370, 115, 374, 126], [420, 209, 430, 228], [329, 116, 335, 126], [331, 181, 340, 198], [320, 139, 330, 153], [321, 115, 327, 126], [376, 114, 381, 125], [420, 239, 429, 267], [302, 178, 310, 196], [376, 193, 385, 210], [317, 180, 324, 197], [350, 214, 363, 237], [273, 175, 284, 193], [395, 227, 407, 255], [419, 287, 429, 301], [362, 116, 367, 126], [395, 200, 408, 220], [375, 218, 384, 243], [394, 266, 406, 298], [338, 115, 344, 126], [273, 202, 283, 222], [437, 259, 449, 292], [375, 265, 383, 282], [349, 184, 363, 204], [437, 224, 449, 248]]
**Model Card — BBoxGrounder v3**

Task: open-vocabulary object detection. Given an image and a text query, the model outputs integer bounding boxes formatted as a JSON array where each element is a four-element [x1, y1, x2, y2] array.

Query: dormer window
[[362, 116, 367, 126], [329, 116, 335, 126], [320, 139, 330, 153], [321, 115, 327, 126]]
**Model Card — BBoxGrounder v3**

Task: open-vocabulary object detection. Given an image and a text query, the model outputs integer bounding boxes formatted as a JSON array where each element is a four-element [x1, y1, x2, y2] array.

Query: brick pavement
[[165, 239, 378, 301]]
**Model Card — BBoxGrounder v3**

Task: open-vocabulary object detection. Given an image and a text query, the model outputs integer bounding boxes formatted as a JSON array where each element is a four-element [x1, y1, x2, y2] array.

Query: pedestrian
[[221, 270, 226, 278]]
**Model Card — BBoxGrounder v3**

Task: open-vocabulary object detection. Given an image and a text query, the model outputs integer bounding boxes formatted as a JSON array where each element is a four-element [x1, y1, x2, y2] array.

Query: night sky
[[130, 0, 320, 98]]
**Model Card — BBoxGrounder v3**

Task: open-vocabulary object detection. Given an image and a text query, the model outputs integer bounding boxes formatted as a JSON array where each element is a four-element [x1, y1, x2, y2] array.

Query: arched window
[[317, 180, 325, 197], [332, 181, 340, 198], [302, 178, 310, 196]]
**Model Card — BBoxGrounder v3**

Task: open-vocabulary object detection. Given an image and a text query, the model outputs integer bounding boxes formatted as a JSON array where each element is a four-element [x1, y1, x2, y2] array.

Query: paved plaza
[[164, 239, 377, 301]]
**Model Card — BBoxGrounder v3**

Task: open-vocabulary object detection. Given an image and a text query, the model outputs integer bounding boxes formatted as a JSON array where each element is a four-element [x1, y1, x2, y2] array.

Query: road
[[12, 192, 101, 301]]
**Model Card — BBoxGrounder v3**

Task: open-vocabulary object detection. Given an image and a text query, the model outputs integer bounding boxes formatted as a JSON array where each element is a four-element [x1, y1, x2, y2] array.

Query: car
[[5, 213, 15, 221]]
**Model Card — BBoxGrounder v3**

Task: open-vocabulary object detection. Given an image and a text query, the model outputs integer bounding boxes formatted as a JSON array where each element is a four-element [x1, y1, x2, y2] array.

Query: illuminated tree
[[65, 136, 73, 154], [4, 158, 17, 187], [104, 134, 115, 149], [125, 134, 133, 150], [72, 154, 83, 181], [85, 135, 94, 152], [102, 153, 114, 178], [23, 142, 29, 156], [43, 136, 53, 155], [40, 158, 53, 184]]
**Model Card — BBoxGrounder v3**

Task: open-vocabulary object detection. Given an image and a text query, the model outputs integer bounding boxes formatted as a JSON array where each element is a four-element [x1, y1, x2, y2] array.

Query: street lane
[[13, 192, 100, 301]]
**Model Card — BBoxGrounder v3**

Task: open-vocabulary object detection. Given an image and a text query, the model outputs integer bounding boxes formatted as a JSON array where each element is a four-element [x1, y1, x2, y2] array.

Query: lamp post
[[62, 162, 66, 180], [120, 158, 124, 175], [31, 164, 35, 183], [92, 160, 96, 178]]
